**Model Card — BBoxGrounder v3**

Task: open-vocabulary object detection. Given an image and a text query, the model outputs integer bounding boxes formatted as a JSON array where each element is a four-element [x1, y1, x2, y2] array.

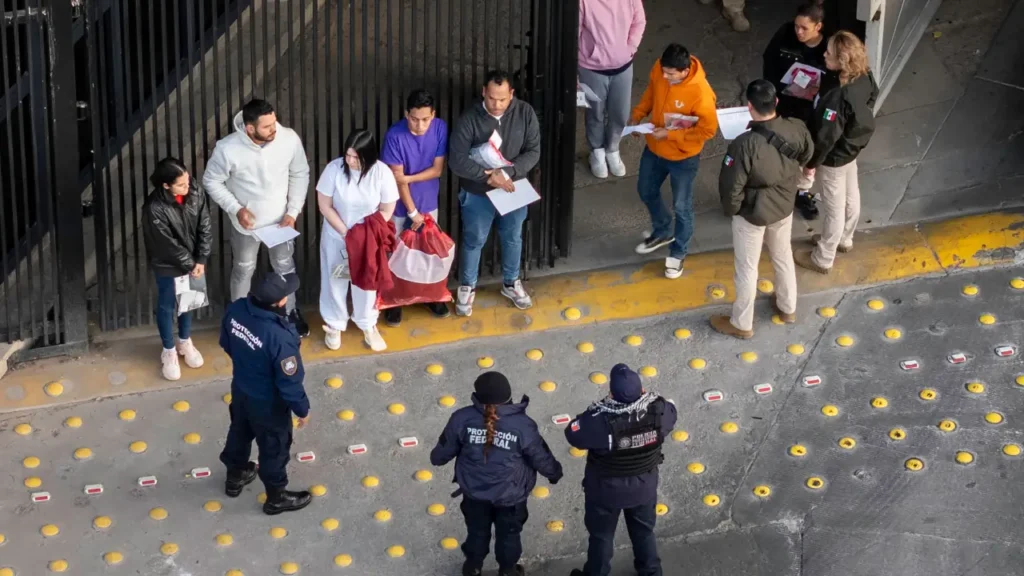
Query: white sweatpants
[[319, 232, 378, 332], [730, 215, 797, 332], [812, 160, 860, 269]]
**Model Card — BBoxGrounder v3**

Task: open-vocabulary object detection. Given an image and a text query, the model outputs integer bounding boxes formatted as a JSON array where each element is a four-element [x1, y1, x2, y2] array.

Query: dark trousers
[[583, 497, 662, 576], [218, 389, 292, 489], [460, 496, 529, 571]]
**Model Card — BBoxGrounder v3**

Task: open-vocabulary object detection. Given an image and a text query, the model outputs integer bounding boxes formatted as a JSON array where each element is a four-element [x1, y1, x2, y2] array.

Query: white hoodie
[[203, 111, 311, 234]]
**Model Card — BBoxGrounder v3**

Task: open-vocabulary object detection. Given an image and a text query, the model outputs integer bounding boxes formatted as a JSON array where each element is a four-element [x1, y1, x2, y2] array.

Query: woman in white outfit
[[317, 130, 398, 352]]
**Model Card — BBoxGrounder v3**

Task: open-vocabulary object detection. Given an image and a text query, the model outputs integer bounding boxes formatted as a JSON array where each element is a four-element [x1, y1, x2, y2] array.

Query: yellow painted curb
[[2, 211, 1022, 412]]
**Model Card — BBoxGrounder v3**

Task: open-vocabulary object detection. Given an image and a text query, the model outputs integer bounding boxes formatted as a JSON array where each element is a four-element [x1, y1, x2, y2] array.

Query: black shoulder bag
[[749, 123, 800, 161]]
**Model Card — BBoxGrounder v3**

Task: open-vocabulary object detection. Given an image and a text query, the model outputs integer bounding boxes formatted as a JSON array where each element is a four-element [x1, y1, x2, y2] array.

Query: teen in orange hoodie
[[630, 44, 718, 279]]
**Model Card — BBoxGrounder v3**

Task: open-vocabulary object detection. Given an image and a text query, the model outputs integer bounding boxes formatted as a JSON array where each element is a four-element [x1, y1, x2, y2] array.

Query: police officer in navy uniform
[[218, 272, 313, 515], [565, 364, 677, 576], [431, 372, 564, 576]]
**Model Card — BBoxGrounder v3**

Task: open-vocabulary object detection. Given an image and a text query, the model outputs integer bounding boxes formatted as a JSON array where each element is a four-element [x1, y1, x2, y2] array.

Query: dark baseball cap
[[250, 272, 300, 305]]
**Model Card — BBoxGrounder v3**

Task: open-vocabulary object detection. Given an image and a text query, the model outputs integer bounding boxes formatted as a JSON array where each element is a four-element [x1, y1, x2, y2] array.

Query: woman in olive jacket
[[142, 157, 213, 381]]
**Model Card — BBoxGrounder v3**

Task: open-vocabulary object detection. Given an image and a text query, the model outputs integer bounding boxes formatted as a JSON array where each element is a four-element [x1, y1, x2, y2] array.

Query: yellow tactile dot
[[739, 351, 758, 363], [1011, 277, 1024, 289], [44, 381, 64, 397], [118, 409, 136, 421], [279, 562, 299, 575], [0, 569, 10, 576], [904, 458, 924, 471], [387, 545, 406, 558], [438, 395, 457, 407], [817, 307, 836, 318], [129, 441, 147, 453], [0, 534, 5, 545], [41, 524, 60, 537], [805, 477, 825, 490], [655, 503, 669, 515], [710, 287, 726, 299], [23, 456, 40, 468], [871, 397, 888, 409], [257, 493, 267, 504], [719, 421, 739, 434], [532, 486, 550, 499], [688, 358, 707, 370], [337, 409, 355, 421], [577, 341, 595, 353], [73, 447, 92, 460], [686, 462, 706, 474], [48, 560, 68, 572], [866, 299, 885, 310], [623, 335, 643, 347], [321, 518, 339, 531], [203, 500, 222, 513], [362, 476, 380, 488], [440, 537, 459, 550], [334, 554, 354, 566], [160, 542, 179, 556], [961, 284, 979, 296], [965, 382, 985, 394], [172, 400, 190, 412], [546, 520, 564, 532], [569, 447, 588, 458], [538, 381, 557, 392], [753, 485, 772, 498], [838, 437, 857, 449], [414, 470, 433, 482], [14, 423, 32, 435], [979, 313, 996, 325], [771, 315, 785, 325], [223, 393, 232, 404], [889, 428, 907, 440], [671, 430, 689, 443], [757, 279, 774, 294], [103, 552, 123, 566], [1016, 375, 1024, 387], [590, 372, 608, 385], [821, 405, 839, 417], [526, 349, 544, 361], [426, 363, 444, 376], [476, 357, 494, 369], [789, 444, 807, 457], [226, 570, 244, 576], [310, 485, 327, 497], [215, 533, 233, 546], [93, 516, 112, 530], [376, 371, 393, 383], [787, 343, 805, 355], [427, 503, 446, 516], [703, 494, 721, 507], [1002, 444, 1022, 457], [919, 388, 937, 401], [149, 507, 168, 520], [985, 412, 1004, 424], [883, 328, 902, 340], [325, 376, 344, 389], [387, 403, 406, 415], [955, 451, 974, 465], [836, 335, 855, 347], [639, 366, 658, 377], [562, 307, 582, 321], [24, 476, 41, 488], [183, 432, 201, 444], [674, 328, 692, 340], [269, 526, 288, 539], [64, 416, 82, 428], [374, 509, 392, 522]]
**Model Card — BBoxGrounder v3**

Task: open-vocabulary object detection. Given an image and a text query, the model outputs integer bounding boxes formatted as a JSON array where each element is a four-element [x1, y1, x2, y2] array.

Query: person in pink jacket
[[578, 0, 645, 179]]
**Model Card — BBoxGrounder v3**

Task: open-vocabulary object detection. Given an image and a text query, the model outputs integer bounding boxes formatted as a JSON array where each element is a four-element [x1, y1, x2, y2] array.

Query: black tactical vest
[[586, 399, 665, 477]]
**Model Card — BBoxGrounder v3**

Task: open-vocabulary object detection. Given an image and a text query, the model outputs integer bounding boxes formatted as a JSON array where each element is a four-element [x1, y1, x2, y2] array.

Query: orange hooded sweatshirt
[[630, 56, 718, 161]]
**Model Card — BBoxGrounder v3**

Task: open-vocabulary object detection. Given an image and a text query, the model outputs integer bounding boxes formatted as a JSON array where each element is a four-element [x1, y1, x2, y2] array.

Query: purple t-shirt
[[380, 117, 448, 217]]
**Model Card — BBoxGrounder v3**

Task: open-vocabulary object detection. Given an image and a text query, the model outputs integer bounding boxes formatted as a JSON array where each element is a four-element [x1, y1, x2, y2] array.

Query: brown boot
[[723, 8, 750, 32], [771, 295, 796, 324], [811, 234, 852, 254], [710, 315, 753, 339], [794, 251, 830, 274]]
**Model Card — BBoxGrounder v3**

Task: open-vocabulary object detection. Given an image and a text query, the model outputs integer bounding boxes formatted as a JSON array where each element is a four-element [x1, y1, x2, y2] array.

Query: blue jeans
[[636, 147, 700, 259], [458, 189, 527, 287], [583, 497, 662, 576], [155, 273, 192, 350]]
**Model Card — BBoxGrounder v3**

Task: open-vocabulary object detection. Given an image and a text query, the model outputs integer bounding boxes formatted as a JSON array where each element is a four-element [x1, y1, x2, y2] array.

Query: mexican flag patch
[[823, 108, 838, 122], [723, 155, 734, 166]]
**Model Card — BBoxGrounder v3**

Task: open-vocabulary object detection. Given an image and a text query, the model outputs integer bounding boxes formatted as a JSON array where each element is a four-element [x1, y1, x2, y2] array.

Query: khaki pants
[[723, 0, 745, 11], [730, 215, 797, 332], [812, 160, 860, 269]]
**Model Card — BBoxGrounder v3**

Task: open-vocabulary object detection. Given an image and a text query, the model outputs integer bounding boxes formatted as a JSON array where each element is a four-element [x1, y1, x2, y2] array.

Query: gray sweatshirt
[[448, 98, 542, 195]]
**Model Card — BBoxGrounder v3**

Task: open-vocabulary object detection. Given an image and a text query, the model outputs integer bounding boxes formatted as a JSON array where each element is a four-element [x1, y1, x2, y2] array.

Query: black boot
[[288, 308, 310, 338], [427, 302, 451, 318], [384, 307, 402, 327], [569, 570, 584, 576], [462, 561, 482, 576], [224, 462, 257, 497], [498, 565, 525, 576], [796, 193, 819, 220], [262, 487, 312, 515]]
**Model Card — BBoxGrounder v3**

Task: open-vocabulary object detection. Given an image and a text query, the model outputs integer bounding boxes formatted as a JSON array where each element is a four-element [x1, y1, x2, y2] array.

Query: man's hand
[[803, 167, 816, 177], [191, 263, 205, 278], [296, 415, 311, 429], [279, 214, 296, 229], [485, 169, 515, 193], [410, 211, 426, 231], [394, 172, 410, 185], [236, 207, 256, 229], [652, 128, 669, 141]]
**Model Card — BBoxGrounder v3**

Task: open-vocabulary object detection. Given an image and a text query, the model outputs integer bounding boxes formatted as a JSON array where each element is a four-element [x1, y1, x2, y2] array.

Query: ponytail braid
[[483, 404, 500, 461]]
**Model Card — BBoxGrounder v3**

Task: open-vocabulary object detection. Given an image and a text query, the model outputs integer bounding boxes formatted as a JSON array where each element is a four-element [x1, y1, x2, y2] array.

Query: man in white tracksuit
[[203, 99, 312, 336]]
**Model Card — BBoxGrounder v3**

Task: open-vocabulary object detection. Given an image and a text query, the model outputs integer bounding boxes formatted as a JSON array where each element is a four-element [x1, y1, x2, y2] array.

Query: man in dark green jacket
[[711, 79, 814, 339]]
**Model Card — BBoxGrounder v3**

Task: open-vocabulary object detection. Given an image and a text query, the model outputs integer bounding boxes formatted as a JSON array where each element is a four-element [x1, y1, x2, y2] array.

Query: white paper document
[[716, 107, 753, 140], [621, 123, 656, 137], [177, 290, 209, 314], [486, 179, 541, 216], [174, 275, 191, 295], [252, 224, 300, 248], [577, 82, 600, 108]]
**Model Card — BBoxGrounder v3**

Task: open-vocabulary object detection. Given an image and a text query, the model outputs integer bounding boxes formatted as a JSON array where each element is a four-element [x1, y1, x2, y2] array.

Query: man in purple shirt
[[380, 89, 450, 326]]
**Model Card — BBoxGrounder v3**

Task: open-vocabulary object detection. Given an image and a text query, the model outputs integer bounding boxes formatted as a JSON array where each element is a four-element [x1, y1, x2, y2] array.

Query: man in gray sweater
[[448, 70, 541, 316]]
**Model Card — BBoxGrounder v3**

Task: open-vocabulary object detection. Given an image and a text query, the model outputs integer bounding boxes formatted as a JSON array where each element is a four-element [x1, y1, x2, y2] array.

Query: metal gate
[[5, 0, 577, 342]]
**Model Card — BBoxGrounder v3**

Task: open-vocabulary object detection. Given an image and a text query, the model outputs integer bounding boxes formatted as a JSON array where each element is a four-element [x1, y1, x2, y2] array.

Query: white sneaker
[[455, 286, 475, 317], [665, 257, 684, 279], [501, 279, 533, 310], [161, 348, 181, 381], [323, 326, 342, 351], [176, 338, 204, 368], [589, 148, 608, 179], [724, 8, 750, 32], [363, 326, 387, 352], [606, 150, 626, 177]]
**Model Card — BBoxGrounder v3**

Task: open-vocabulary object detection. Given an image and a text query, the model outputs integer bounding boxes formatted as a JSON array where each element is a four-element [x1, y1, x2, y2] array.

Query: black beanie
[[474, 372, 512, 405]]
